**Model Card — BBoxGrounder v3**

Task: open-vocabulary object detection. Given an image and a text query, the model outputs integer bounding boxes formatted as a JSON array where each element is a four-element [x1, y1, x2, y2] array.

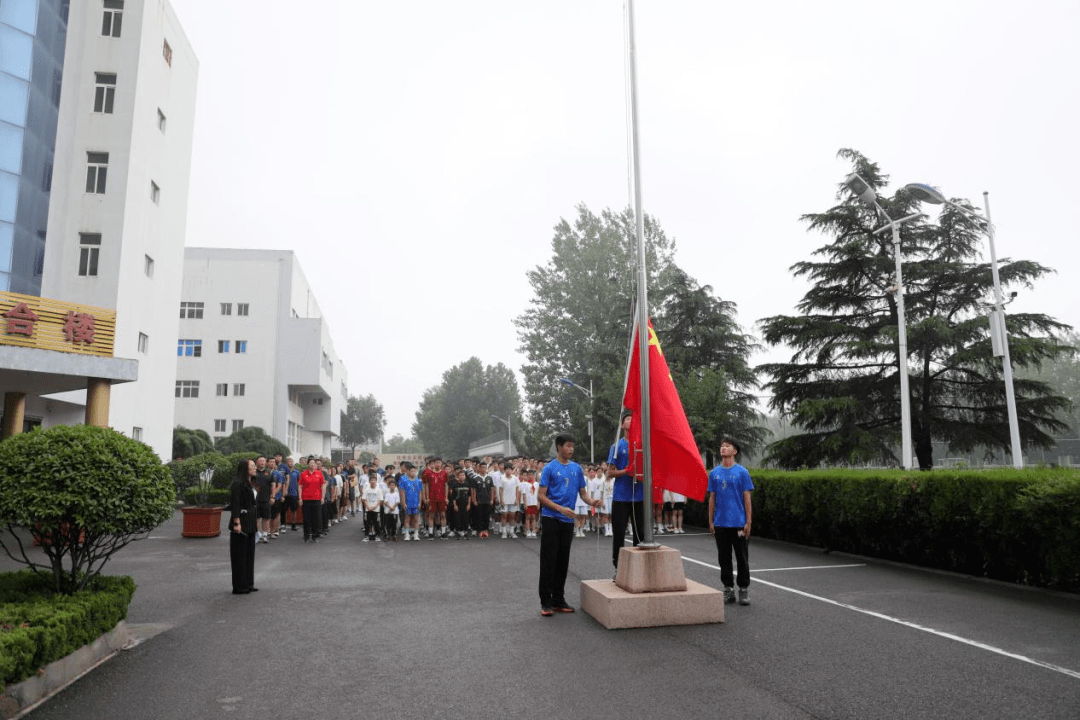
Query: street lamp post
[[490, 414, 512, 457], [843, 174, 921, 470], [559, 378, 594, 463], [905, 183, 1023, 469]]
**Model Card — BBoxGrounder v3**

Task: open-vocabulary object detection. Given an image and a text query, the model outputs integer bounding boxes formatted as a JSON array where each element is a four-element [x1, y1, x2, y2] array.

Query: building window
[[85, 152, 108, 194], [233, 383, 245, 397], [137, 332, 148, 354], [216, 383, 228, 397], [144, 254, 154, 277], [101, 0, 123, 37], [52, 70, 62, 107], [232, 419, 244, 432], [180, 302, 204, 319], [132, 426, 142, 441], [42, 161, 53, 192], [214, 419, 226, 433], [177, 339, 202, 357], [237, 303, 249, 316], [217, 340, 230, 353], [157, 108, 166, 132], [78, 234, 101, 276], [93, 73, 116, 114], [234, 340, 247, 354], [163, 39, 173, 66], [220, 303, 232, 316], [175, 380, 199, 398], [150, 181, 159, 204], [312, 397, 324, 406], [288, 420, 299, 451]]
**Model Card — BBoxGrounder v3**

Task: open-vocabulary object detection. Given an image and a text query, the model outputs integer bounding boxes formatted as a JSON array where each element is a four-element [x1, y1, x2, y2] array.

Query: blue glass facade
[[0, 0, 67, 295]]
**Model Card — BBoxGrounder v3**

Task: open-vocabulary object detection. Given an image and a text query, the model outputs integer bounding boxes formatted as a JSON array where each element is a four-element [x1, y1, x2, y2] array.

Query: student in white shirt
[[362, 474, 383, 543]]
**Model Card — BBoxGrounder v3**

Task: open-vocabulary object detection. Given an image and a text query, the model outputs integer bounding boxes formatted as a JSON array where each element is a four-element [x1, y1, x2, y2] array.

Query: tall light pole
[[559, 378, 594, 463], [904, 183, 1023, 469], [490, 414, 512, 457], [843, 174, 921, 470]]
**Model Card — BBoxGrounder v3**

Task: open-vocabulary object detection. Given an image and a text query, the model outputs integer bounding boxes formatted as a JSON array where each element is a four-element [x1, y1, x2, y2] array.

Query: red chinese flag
[[622, 320, 708, 501]]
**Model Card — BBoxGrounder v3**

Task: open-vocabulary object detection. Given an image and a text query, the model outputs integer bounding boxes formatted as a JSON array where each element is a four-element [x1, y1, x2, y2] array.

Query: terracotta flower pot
[[180, 506, 223, 538]]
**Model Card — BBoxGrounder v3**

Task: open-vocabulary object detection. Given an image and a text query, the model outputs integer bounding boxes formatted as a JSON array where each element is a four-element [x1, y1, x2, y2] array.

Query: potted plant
[[174, 453, 232, 537]]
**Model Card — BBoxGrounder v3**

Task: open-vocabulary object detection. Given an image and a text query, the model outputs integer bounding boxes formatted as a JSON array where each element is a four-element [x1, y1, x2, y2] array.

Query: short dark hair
[[720, 437, 741, 455], [555, 432, 576, 449], [621, 409, 633, 420]]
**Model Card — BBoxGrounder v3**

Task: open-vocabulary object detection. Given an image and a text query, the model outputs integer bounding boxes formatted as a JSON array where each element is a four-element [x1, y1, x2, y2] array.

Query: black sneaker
[[723, 586, 736, 604], [540, 606, 554, 617], [551, 602, 575, 613]]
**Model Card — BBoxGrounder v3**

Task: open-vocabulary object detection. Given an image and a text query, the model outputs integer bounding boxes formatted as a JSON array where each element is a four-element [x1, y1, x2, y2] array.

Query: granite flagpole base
[[581, 545, 724, 629]]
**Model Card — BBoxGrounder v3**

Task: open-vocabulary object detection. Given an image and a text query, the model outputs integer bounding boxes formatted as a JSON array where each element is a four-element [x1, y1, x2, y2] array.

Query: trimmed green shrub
[[180, 486, 230, 506], [0, 570, 135, 686], [0, 425, 174, 593], [169, 452, 236, 504], [749, 466, 1080, 591]]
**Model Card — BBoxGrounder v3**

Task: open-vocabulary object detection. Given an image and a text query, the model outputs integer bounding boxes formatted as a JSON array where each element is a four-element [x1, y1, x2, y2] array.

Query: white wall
[[41, 0, 198, 460]]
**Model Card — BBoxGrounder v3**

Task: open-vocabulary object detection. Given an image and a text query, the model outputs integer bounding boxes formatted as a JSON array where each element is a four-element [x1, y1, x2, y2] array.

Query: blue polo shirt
[[707, 463, 754, 527], [539, 458, 586, 523], [607, 438, 644, 502], [399, 476, 422, 509]]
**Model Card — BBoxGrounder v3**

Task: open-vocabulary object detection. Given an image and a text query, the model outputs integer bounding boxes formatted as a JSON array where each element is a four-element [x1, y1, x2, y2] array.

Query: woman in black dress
[[228, 458, 258, 594]]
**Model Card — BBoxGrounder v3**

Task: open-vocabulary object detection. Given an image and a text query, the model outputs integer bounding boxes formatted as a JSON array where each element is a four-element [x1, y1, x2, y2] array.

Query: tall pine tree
[[759, 149, 1071, 469]]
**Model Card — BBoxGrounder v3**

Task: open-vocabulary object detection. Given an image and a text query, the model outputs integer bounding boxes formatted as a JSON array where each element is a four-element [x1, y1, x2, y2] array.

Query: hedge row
[[728, 467, 1080, 591], [0, 571, 135, 686]]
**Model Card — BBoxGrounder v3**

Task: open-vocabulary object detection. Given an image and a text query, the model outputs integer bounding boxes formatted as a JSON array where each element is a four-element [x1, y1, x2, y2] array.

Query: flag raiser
[[622, 319, 708, 501]]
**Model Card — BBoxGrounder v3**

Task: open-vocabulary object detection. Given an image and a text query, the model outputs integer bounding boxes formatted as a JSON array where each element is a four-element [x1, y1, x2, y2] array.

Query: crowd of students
[[244, 453, 689, 546]]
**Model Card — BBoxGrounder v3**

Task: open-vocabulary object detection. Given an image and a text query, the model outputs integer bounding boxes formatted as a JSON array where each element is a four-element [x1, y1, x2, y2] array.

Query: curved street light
[[842, 174, 918, 469], [558, 378, 594, 463], [903, 183, 1022, 468]]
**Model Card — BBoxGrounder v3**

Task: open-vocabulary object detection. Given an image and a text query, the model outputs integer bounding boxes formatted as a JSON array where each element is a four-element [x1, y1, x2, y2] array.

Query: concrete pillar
[[2, 392, 26, 439], [85, 378, 111, 427]]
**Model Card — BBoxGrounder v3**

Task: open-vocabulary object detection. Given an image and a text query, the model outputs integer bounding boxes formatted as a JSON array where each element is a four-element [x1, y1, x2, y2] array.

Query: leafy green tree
[[383, 433, 424, 454], [658, 267, 766, 463], [1017, 331, 1080, 437], [215, 426, 288, 458], [172, 425, 213, 460], [340, 394, 386, 454], [759, 149, 1072, 469], [0, 426, 174, 593], [515, 204, 679, 456], [413, 357, 521, 458]]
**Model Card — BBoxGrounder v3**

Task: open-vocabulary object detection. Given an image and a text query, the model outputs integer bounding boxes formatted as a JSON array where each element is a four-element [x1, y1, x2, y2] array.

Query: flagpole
[[626, 0, 656, 547]]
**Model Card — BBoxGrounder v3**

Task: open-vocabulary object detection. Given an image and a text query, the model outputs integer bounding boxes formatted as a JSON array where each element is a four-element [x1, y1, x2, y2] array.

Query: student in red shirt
[[298, 457, 326, 543]]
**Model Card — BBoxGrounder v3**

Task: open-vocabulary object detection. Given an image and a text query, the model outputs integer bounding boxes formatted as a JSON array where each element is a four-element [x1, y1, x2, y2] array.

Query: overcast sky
[[171, 0, 1080, 439]]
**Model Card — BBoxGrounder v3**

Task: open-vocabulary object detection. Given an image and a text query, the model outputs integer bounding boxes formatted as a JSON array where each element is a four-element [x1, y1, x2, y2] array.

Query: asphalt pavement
[[4, 512, 1079, 720]]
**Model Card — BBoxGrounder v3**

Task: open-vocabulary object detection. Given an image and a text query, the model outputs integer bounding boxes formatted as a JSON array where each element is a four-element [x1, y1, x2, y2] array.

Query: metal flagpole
[[626, 0, 656, 547]]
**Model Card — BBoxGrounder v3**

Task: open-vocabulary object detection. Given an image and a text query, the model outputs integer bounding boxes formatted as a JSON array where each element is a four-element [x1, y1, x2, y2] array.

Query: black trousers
[[302, 500, 321, 539], [538, 516, 575, 607], [475, 504, 491, 532], [383, 513, 397, 538], [715, 527, 750, 589], [611, 500, 646, 568], [365, 510, 380, 537], [229, 530, 256, 591], [453, 503, 469, 532], [322, 500, 333, 531]]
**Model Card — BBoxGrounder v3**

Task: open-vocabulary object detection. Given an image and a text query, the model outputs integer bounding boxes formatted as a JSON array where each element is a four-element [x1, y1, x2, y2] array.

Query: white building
[[174, 248, 346, 459], [37, 0, 198, 460]]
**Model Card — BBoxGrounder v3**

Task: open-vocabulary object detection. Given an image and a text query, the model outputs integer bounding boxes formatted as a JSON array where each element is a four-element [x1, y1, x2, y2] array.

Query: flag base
[[581, 546, 724, 629]]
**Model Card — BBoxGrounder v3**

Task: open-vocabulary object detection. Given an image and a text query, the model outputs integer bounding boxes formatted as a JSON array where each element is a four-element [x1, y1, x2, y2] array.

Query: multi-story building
[[1, 0, 70, 295], [33, 0, 198, 460], [174, 248, 346, 459]]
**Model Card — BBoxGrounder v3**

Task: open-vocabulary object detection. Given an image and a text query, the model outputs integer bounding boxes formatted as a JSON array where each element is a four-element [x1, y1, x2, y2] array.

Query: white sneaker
[[362, 537, 370, 543]]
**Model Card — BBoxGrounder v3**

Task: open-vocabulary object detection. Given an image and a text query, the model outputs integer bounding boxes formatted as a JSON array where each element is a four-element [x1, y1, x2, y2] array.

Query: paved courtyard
[[4, 512, 1079, 719]]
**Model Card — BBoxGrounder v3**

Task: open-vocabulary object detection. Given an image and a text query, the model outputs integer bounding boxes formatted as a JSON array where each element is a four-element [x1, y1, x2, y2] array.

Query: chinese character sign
[[3, 302, 39, 337], [0, 292, 115, 357], [63, 311, 96, 344]]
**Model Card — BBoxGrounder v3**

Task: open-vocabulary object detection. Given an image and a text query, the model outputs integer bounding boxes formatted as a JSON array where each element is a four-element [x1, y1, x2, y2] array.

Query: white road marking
[[752, 563, 866, 572], [682, 555, 1080, 682]]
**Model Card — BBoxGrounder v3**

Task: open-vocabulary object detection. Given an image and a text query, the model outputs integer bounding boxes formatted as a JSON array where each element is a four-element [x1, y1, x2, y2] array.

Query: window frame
[[93, 73, 116, 114], [174, 380, 200, 398], [78, 233, 101, 277], [85, 152, 108, 194]]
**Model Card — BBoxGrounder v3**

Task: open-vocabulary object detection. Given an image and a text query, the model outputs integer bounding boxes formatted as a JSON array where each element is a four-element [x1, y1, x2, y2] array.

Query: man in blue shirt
[[606, 410, 646, 571], [707, 438, 754, 606], [538, 433, 601, 616]]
